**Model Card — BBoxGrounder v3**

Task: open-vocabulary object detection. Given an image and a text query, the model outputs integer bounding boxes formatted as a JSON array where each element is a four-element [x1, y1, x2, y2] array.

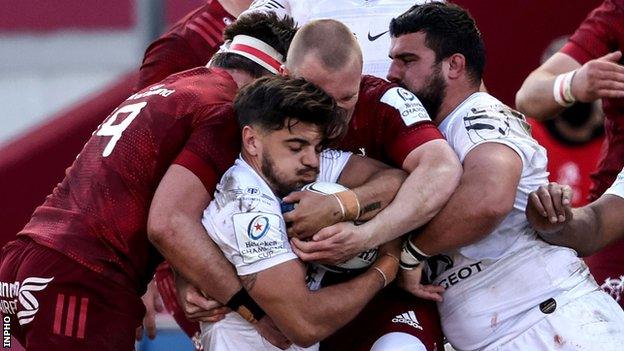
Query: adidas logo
[[392, 311, 423, 330]]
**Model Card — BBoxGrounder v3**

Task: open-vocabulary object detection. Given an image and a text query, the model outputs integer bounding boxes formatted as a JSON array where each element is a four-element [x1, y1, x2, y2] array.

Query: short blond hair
[[287, 19, 363, 72]]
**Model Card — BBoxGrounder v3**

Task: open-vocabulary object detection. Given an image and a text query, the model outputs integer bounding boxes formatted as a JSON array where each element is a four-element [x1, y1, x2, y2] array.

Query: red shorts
[[320, 284, 444, 351], [154, 262, 201, 339], [0, 237, 145, 350]]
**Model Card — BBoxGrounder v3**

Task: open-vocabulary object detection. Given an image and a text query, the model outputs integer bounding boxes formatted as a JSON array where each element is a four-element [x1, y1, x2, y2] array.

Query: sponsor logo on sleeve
[[233, 212, 289, 264], [380, 87, 431, 126]]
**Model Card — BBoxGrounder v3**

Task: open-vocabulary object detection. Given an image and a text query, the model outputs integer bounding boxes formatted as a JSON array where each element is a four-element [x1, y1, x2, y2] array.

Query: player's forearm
[[275, 270, 384, 346], [361, 149, 461, 248], [538, 207, 599, 256], [148, 212, 241, 304], [352, 167, 407, 221], [515, 70, 566, 120], [411, 179, 513, 255]]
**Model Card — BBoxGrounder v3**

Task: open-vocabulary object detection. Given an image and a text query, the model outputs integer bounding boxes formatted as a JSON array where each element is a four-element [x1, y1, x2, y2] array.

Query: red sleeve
[[136, 35, 203, 91], [561, 0, 624, 64], [173, 105, 240, 193], [380, 103, 444, 167]]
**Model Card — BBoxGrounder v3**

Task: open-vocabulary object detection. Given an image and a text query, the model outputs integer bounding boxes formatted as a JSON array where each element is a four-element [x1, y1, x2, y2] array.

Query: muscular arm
[[283, 154, 407, 238], [242, 257, 390, 347], [147, 165, 241, 304], [516, 51, 624, 120], [339, 155, 407, 221], [410, 143, 522, 254], [515, 53, 581, 120], [529, 189, 624, 256], [361, 139, 462, 248]]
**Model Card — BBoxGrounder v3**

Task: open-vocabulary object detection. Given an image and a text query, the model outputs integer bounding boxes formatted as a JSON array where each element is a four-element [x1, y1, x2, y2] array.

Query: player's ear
[[242, 125, 260, 156], [279, 64, 290, 77], [446, 53, 466, 80]]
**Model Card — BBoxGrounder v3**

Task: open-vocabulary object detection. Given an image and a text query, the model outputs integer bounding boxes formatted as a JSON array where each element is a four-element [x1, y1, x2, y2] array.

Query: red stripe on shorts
[[53, 293, 65, 335], [76, 297, 89, 339], [65, 295, 77, 337]]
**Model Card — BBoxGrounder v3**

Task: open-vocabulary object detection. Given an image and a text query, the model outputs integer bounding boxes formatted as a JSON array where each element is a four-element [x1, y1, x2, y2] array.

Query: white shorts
[[200, 313, 318, 351], [488, 289, 624, 351]]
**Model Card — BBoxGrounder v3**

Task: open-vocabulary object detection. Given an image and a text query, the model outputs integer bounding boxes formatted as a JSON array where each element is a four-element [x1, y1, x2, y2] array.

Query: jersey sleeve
[[318, 149, 352, 183], [446, 104, 538, 166], [240, 0, 292, 19], [173, 104, 240, 194], [203, 165, 297, 276], [605, 167, 624, 199], [136, 35, 201, 91], [378, 87, 444, 166], [561, 0, 624, 64]]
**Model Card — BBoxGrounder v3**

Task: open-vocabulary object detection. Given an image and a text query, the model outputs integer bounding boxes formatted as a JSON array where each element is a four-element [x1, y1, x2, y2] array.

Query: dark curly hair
[[211, 12, 297, 77], [234, 75, 346, 146], [390, 2, 485, 85]]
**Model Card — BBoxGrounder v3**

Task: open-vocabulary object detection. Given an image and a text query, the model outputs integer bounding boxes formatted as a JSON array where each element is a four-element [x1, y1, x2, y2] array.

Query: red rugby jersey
[[339, 75, 443, 167], [19, 67, 241, 293], [561, 0, 624, 200], [136, 0, 235, 91]]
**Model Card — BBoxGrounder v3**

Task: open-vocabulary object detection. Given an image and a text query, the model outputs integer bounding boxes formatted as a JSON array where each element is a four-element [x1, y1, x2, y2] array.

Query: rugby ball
[[301, 181, 379, 273]]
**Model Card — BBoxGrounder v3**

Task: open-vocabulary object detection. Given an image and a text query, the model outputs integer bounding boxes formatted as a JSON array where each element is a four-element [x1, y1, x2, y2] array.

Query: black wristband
[[225, 288, 266, 322]]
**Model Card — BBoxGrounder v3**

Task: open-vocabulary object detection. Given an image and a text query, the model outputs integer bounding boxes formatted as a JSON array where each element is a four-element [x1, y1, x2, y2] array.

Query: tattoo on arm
[[361, 201, 381, 215], [241, 273, 258, 292]]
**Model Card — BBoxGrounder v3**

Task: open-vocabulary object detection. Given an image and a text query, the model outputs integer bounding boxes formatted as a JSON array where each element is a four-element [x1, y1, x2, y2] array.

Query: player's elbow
[[285, 324, 324, 348], [147, 208, 182, 248]]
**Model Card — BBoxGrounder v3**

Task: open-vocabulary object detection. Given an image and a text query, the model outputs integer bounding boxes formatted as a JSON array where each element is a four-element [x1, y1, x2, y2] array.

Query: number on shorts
[[96, 102, 147, 157]]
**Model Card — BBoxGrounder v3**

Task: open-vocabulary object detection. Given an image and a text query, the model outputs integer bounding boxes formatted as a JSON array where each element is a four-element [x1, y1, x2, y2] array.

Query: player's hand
[[290, 222, 371, 264], [282, 190, 342, 239], [398, 265, 445, 302], [176, 276, 230, 323], [255, 315, 292, 350], [526, 182, 574, 234], [136, 279, 164, 340], [571, 51, 624, 102]]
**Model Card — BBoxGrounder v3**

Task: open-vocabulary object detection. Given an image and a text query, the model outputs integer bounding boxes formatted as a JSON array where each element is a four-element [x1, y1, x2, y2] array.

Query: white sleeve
[[318, 149, 353, 183], [239, 0, 292, 19], [202, 167, 297, 276], [605, 168, 624, 199], [448, 104, 536, 166]]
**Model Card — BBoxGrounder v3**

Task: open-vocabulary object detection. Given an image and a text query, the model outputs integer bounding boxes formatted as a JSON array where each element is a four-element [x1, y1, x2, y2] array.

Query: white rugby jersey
[[430, 92, 596, 350], [242, 0, 439, 78], [605, 167, 624, 199], [200, 149, 351, 351]]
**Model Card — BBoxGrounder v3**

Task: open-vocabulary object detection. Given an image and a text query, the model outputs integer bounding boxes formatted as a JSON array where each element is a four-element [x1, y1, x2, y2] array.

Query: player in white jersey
[[382, 3, 624, 350], [526, 168, 624, 258], [241, 0, 439, 78], [199, 76, 402, 350]]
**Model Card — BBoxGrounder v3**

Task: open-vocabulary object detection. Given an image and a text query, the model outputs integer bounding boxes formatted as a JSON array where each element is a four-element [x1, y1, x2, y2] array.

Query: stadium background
[[0, 0, 603, 349]]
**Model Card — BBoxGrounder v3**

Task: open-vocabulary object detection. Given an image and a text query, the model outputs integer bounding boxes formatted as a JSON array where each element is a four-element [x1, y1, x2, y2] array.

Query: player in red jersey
[[516, 0, 624, 308], [176, 20, 461, 351], [0, 13, 296, 350], [136, 1, 255, 343], [136, 0, 252, 90]]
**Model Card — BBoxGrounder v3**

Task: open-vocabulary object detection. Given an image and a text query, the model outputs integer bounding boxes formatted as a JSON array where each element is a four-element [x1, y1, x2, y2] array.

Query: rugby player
[[516, 0, 624, 308], [137, 0, 253, 90], [199, 75, 402, 350], [382, 3, 624, 349], [179, 19, 460, 351], [242, 0, 440, 78], [0, 13, 296, 350], [526, 172, 624, 259]]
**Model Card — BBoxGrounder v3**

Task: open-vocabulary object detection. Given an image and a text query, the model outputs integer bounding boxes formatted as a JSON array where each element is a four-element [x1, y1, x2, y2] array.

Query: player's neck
[[434, 84, 479, 125], [224, 68, 256, 89], [241, 152, 277, 195]]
